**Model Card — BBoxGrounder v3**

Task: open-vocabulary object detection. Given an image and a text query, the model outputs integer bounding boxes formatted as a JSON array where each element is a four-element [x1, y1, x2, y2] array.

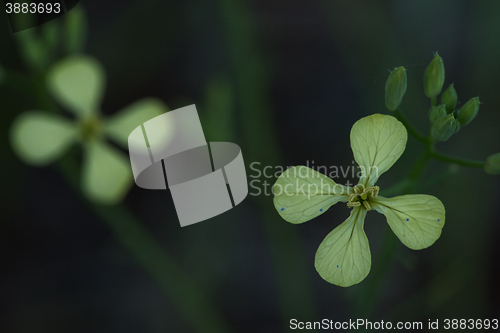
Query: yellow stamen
[[347, 185, 379, 211]]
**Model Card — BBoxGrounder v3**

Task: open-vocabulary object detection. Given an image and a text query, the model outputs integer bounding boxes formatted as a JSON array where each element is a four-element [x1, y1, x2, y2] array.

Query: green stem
[[409, 150, 431, 181], [95, 206, 232, 333], [358, 112, 434, 319], [217, 0, 317, 325], [431, 96, 437, 107], [394, 108, 427, 144], [396, 108, 486, 169], [33, 71, 58, 113], [57, 155, 232, 333], [364, 106, 486, 320], [356, 149, 432, 320], [30, 62, 233, 333], [430, 149, 485, 168]]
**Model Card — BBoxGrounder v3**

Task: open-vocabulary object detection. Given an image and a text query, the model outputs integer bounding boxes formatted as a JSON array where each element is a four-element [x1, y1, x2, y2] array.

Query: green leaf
[[10, 112, 76, 165], [315, 207, 371, 287], [371, 195, 445, 250], [201, 77, 235, 141], [15, 29, 48, 71], [273, 166, 350, 224], [82, 141, 133, 204], [48, 55, 105, 117], [64, 5, 87, 54], [350, 114, 407, 187], [41, 21, 58, 58], [105, 98, 168, 148]]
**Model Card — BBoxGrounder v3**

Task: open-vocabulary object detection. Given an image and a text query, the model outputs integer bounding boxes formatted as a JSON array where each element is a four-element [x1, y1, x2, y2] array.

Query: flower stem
[[396, 108, 486, 169], [218, 0, 317, 325], [57, 155, 233, 333], [394, 108, 427, 144], [408, 150, 431, 181], [358, 111, 434, 319], [365, 105, 486, 320], [94, 205, 233, 333], [430, 149, 485, 168], [31, 64, 233, 333]]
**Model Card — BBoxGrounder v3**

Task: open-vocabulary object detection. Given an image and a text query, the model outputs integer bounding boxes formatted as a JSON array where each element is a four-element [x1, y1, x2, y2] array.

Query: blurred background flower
[[10, 55, 168, 204]]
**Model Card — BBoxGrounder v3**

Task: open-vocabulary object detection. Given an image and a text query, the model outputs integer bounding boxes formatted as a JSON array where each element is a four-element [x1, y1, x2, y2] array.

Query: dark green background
[[1, 0, 499, 332]]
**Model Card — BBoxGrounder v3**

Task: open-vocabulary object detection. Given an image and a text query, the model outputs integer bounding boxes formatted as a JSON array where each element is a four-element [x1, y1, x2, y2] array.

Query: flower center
[[347, 184, 379, 211], [79, 116, 102, 142]]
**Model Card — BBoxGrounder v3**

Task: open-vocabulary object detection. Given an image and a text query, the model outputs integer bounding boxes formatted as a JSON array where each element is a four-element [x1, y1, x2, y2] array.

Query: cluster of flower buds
[[421, 53, 481, 141], [384, 53, 497, 175]]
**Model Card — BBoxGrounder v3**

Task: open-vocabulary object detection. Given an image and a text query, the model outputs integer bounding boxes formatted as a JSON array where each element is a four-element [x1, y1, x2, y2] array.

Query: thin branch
[[394, 108, 428, 144], [430, 150, 485, 168]]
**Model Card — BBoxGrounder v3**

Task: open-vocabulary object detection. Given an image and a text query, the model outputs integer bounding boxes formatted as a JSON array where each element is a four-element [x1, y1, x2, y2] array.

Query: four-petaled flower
[[273, 114, 445, 287], [10, 55, 168, 204]]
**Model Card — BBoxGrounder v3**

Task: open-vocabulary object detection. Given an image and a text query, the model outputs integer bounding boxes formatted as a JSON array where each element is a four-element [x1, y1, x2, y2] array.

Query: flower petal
[[315, 207, 371, 287], [273, 166, 350, 224], [371, 195, 445, 250], [350, 114, 407, 187], [48, 55, 105, 117], [82, 141, 133, 204], [105, 98, 168, 148], [10, 111, 77, 165]]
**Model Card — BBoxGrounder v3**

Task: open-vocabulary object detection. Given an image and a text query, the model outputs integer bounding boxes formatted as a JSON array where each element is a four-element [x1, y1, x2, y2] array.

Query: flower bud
[[453, 118, 461, 134], [424, 53, 445, 98], [440, 83, 457, 113], [385, 66, 407, 111], [428, 104, 447, 123], [485, 152, 500, 175], [431, 114, 458, 142], [457, 97, 480, 127]]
